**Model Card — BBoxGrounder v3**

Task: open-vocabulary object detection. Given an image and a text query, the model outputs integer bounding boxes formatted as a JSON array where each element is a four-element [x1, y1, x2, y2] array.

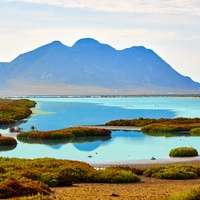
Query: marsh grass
[[105, 117, 200, 135], [17, 127, 111, 140], [169, 147, 198, 157], [143, 164, 200, 179], [190, 128, 200, 136], [165, 187, 200, 200]]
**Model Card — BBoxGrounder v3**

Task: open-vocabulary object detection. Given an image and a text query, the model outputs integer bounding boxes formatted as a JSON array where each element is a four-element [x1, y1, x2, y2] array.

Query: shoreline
[[90, 156, 200, 168], [3, 94, 200, 98], [79, 125, 141, 131]]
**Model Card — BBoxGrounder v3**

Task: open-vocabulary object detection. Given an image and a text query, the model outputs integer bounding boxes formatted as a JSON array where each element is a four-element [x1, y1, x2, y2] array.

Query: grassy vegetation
[[17, 127, 111, 140], [1, 157, 200, 199], [105, 117, 159, 127], [0, 98, 36, 125], [169, 147, 198, 157], [165, 187, 200, 200], [190, 127, 200, 136], [143, 164, 200, 179], [105, 117, 200, 135], [0, 134, 17, 146], [0, 157, 140, 199]]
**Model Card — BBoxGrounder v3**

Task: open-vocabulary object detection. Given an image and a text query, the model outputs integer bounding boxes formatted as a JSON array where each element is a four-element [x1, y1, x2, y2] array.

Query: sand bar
[[79, 125, 141, 131], [90, 156, 200, 168]]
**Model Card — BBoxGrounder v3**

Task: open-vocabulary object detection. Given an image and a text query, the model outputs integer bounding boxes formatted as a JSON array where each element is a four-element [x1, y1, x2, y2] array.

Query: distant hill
[[0, 38, 200, 96]]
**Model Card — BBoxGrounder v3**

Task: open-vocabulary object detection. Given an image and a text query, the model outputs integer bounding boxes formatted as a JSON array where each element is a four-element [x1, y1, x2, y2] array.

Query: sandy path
[[51, 177, 200, 200], [90, 156, 200, 168]]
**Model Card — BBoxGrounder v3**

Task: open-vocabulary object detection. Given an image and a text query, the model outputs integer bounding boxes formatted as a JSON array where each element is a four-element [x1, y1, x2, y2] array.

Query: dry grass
[[50, 159, 200, 200]]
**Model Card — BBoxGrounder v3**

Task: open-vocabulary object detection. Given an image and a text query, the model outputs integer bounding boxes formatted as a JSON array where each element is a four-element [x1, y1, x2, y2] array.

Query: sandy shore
[[90, 156, 200, 168], [80, 125, 141, 131]]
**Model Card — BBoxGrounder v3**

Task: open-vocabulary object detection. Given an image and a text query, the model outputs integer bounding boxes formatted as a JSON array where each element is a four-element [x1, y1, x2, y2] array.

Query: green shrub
[[144, 164, 200, 180], [169, 147, 198, 157], [22, 170, 42, 181], [0, 178, 50, 199], [141, 123, 175, 133], [165, 187, 200, 200], [105, 166, 145, 175], [190, 128, 200, 136], [40, 173, 61, 187], [90, 168, 140, 183]]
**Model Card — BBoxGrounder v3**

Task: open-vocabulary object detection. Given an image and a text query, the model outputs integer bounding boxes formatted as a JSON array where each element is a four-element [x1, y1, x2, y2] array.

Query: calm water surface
[[1, 97, 200, 163]]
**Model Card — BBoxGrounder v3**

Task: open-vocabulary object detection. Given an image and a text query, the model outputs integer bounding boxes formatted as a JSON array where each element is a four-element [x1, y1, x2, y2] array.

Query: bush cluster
[[17, 127, 111, 140], [165, 187, 200, 200], [0, 157, 140, 199], [0, 179, 50, 199], [90, 167, 140, 183], [169, 147, 198, 157], [143, 164, 200, 179], [105, 165, 145, 175], [190, 128, 200, 136]]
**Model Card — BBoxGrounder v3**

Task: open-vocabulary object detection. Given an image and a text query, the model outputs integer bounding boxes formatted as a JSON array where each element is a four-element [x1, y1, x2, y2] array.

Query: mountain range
[[0, 38, 200, 96]]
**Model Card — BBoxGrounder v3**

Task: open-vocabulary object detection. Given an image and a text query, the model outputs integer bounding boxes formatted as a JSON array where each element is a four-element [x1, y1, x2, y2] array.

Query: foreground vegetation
[[165, 188, 200, 200], [0, 98, 36, 125], [1, 157, 200, 199], [144, 164, 200, 179], [105, 117, 200, 135], [0, 157, 140, 199]]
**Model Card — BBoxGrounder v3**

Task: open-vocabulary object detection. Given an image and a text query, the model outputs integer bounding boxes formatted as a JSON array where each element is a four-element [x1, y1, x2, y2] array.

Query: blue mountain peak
[[72, 38, 101, 48]]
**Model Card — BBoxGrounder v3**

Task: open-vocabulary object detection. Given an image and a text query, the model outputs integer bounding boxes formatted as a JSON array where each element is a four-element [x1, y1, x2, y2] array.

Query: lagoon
[[1, 96, 200, 163]]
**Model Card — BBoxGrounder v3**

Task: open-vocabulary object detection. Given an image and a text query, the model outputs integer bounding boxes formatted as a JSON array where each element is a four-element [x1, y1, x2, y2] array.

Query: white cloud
[[4, 0, 200, 15]]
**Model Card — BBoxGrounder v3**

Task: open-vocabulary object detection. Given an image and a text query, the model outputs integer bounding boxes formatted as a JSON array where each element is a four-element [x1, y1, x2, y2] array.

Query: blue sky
[[1, 0, 200, 82]]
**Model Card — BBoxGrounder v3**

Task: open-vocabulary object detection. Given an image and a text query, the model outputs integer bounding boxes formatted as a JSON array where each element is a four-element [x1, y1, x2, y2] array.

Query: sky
[[1, 0, 200, 83]]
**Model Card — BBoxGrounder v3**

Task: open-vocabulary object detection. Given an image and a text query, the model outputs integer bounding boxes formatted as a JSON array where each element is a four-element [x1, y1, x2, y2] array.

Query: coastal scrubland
[[1, 157, 200, 199], [0, 98, 36, 125], [1, 99, 200, 199]]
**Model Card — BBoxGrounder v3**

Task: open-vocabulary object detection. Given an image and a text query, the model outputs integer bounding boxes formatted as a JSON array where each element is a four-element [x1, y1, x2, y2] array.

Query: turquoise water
[[0, 97, 200, 162]]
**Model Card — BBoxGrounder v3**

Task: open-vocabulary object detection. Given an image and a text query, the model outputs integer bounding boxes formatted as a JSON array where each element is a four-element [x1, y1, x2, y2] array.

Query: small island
[[17, 127, 111, 140], [105, 117, 200, 136]]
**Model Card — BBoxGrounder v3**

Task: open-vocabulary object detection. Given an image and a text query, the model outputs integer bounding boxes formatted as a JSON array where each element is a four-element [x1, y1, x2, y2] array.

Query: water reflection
[[0, 144, 17, 152], [1, 97, 200, 161], [17, 135, 111, 147], [142, 132, 191, 137]]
